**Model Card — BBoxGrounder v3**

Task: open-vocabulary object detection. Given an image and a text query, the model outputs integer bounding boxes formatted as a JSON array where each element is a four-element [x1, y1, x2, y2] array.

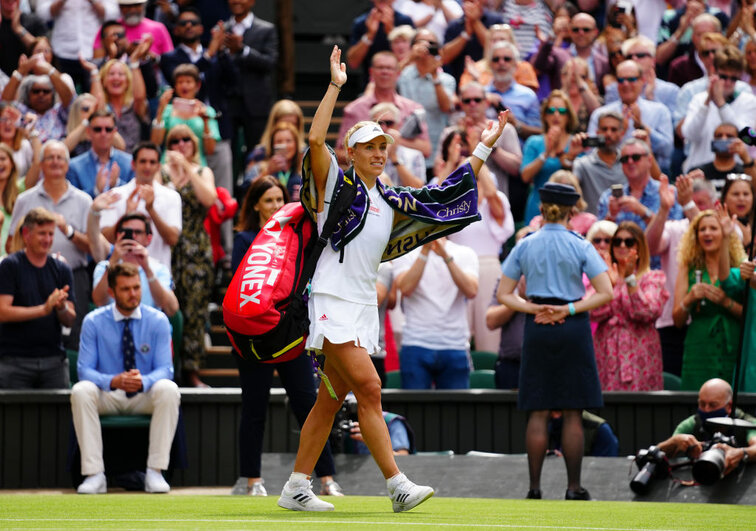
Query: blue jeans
[[400, 345, 470, 389]]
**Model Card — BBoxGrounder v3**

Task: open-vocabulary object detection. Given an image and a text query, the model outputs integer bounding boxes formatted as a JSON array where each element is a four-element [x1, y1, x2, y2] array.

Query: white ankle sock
[[289, 472, 309, 483], [387, 472, 406, 489]]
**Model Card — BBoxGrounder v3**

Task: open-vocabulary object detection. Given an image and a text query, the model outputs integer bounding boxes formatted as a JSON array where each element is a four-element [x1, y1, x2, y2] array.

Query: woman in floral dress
[[591, 222, 668, 391]]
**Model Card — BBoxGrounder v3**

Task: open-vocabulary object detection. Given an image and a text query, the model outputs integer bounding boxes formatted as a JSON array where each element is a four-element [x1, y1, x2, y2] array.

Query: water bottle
[[695, 270, 706, 306]]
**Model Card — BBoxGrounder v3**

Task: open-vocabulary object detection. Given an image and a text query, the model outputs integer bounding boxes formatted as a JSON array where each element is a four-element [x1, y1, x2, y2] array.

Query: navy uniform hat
[[538, 182, 580, 206]]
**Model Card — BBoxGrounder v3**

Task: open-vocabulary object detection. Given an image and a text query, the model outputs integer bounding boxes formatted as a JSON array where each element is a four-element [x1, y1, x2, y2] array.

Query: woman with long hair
[[240, 122, 304, 202], [0, 103, 41, 186], [0, 143, 21, 256], [230, 175, 342, 498], [559, 57, 601, 133], [497, 182, 613, 500], [591, 222, 667, 391], [673, 208, 747, 391], [161, 124, 217, 387], [246, 99, 305, 164], [520, 90, 578, 224], [720, 174, 753, 251], [276, 46, 505, 512]]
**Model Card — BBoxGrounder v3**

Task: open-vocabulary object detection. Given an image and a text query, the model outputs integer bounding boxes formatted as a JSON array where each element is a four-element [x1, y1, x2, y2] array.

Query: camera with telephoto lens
[[692, 432, 737, 485], [328, 399, 358, 453], [630, 445, 671, 494]]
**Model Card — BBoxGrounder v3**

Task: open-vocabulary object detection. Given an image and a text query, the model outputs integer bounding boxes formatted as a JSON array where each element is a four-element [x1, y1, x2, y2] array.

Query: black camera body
[[692, 432, 737, 485], [328, 399, 358, 453], [582, 135, 605, 148], [121, 228, 135, 240], [630, 445, 671, 495]]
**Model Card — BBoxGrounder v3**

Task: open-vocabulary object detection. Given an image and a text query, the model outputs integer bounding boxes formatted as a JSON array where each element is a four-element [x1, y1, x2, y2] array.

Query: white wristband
[[418, 253, 428, 262], [472, 142, 493, 162], [682, 200, 696, 211]]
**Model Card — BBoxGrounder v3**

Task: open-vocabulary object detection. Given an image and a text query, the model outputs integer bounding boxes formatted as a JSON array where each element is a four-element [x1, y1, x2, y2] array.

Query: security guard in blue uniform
[[497, 182, 614, 501]]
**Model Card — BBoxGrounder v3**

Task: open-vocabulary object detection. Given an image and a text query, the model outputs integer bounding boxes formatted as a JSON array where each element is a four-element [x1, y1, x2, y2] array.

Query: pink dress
[[590, 270, 668, 391]]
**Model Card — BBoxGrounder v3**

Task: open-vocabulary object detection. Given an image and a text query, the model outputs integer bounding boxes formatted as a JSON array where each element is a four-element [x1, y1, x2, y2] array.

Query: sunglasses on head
[[31, 88, 52, 95], [627, 52, 651, 60], [617, 76, 640, 84], [592, 237, 611, 245], [92, 126, 114, 133], [461, 97, 483, 104], [718, 73, 740, 82], [545, 106, 568, 115], [169, 136, 193, 146], [571, 27, 593, 33], [612, 237, 637, 247], [491, 55, 513, 63], [619, 153, 646, 163], [727, 173, 753, 182]]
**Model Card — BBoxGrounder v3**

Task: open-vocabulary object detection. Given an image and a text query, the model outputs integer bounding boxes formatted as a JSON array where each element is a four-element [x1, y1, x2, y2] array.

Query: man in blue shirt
[[71, 262, 180, 494], [66, 110, 134, 198]]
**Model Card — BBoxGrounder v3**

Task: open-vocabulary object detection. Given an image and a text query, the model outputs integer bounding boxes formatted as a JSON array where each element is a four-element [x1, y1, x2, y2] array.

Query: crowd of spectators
[[1, 0, 756, 398]]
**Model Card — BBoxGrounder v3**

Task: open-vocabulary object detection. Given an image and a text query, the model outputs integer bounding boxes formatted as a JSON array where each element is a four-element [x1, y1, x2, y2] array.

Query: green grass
[[1, 495, 754, 530]]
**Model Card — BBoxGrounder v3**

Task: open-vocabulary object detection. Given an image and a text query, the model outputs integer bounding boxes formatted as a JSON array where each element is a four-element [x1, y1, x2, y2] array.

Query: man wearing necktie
[[71, 262, 180, 494]]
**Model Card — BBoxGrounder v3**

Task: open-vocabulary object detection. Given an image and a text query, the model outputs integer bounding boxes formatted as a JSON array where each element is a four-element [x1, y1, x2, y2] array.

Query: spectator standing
[[396, 28, 456, 172], [680, 46, 756, 172], [0, 102, 42, 181], [520, 90, 576, 223], [0, 143, 23, 256], [90, 212, 178, 316], [72, 262, 180, 495], [161, 125, 216, 387], [67, 110, 134, 198], [394, 0, 462, 45], [668, 13, 722, 87], [223, 0, 278, 155], [692, 122, 756, 193], [591, 221, 667, 391], [558, 58, 602, 133], [370, 102, 425, 188], [0, 207, 75, 389], [673, 207, 746, 391], [498, 0, 553, 58], [486, 41, 541, 142], [588, 60, 674, 172], [98, 142, 181, 272], [36, 0, 118, 91], [569, 111, 626, 216], [720, 174, 754, 251], [8, 141, 91, 349], [92, 0, 173, 57], [0, 0, 47, 79], [441, 0, 504, 81], [347, 0, 414, 76], [239, 121, 303, 201], [394, 237, 479, 389]]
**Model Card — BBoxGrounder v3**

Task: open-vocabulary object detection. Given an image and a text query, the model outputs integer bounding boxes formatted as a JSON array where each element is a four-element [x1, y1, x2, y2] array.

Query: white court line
[[0, 518, 680, 530]]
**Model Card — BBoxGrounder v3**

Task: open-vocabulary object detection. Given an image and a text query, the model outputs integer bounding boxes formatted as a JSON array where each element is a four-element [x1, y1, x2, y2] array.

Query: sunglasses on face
[[609, 50, 624, 58], [718, 73, 740, 82], [491, 55, 513, 63], [169, 136, 193, 146], [612, 237, 637, 247], [700, 49, 718, 57], [571, 27, 593, 33], [31, 88, 52, 95], [377, 120, 396, 128], [178, 19, 201, 27], [626, 52, 651, 60], [92, 126, 115, 133], [617, 76, 640, 84], [619, 153, 645, 164], [545, 106, 568, 115], [592, 237, 611, 245], [110, 31, 126, 39], [461, 97, 483, 104]]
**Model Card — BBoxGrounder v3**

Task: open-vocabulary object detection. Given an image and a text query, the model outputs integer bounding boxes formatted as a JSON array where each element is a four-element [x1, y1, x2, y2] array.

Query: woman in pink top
[[591, 221, 668, 391]]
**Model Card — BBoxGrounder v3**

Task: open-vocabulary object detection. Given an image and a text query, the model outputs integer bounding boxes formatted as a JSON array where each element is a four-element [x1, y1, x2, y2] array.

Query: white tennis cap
[[347, 123, 395, 148]]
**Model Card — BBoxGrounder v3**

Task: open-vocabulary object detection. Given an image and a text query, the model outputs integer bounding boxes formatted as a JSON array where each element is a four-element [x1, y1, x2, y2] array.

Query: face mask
[[698, 407, 728, 421]]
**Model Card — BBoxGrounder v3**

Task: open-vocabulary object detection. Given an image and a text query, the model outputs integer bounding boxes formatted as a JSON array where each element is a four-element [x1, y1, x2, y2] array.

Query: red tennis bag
[[223, 177, 356, 364]]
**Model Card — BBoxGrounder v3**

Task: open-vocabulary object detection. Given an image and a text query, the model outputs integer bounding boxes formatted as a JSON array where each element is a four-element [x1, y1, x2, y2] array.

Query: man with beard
[[71, 262, 180, 494], [92, 0, 174, 58], [485, 41, 541, 142]]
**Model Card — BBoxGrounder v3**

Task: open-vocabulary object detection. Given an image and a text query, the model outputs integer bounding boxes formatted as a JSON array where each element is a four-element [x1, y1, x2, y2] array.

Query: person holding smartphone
[[239, 122, 303, 203], [690, 122, 756, 194]]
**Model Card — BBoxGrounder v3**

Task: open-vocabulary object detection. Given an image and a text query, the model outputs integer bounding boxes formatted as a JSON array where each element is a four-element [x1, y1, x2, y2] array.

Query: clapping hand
[[479, 110, 508, 148]]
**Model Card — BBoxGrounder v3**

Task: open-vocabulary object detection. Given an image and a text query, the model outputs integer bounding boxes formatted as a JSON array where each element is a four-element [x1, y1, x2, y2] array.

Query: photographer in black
[[656, 378, 756, 477]]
